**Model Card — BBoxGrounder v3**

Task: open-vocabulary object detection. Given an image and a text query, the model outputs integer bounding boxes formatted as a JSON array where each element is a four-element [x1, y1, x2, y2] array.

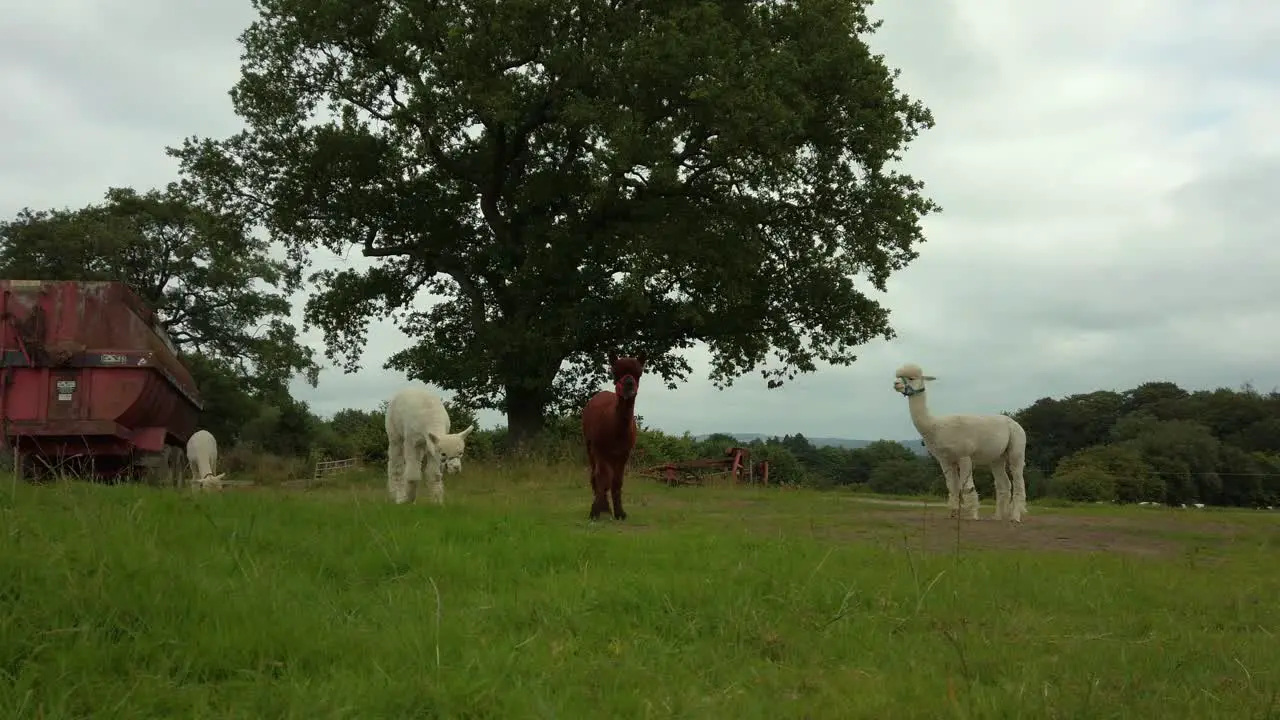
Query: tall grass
[[1, 463, 1277, 718]]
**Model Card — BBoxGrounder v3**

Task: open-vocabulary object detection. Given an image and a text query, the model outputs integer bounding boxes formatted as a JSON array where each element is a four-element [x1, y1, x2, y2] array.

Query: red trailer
[[0, 280, 203, 484]]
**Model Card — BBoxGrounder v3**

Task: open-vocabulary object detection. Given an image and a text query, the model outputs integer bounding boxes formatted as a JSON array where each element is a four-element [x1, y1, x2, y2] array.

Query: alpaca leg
[[425, 451, 445, 505], [588, 455, 611, 521], [957, 456, 980, 520], [991, 464, 1013, 521], [939, 461, 961, 517], [586, 443, 605, 520], [610, 463, 627, 520], [1008, 456, 1028, 523], [387, 438, 406, 503], [401, 441, 423, 504]]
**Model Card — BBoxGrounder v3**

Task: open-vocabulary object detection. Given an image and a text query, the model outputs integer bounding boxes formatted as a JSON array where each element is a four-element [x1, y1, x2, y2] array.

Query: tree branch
[[360, 243, 491, 331]]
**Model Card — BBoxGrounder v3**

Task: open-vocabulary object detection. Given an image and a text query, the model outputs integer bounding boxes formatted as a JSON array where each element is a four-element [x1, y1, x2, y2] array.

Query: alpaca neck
[[614, 395, 636, 430], [907, 391, 938, 439]]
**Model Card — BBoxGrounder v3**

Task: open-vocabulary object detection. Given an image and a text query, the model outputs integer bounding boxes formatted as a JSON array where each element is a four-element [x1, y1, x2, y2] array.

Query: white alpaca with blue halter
[[893, 363, 1029, 523]]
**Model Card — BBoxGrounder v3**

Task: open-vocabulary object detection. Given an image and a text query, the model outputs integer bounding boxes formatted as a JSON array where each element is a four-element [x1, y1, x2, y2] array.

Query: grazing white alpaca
[[185, 429, 226, 488], [384, 385, 476, 505], [893, 364, 1029, 523]]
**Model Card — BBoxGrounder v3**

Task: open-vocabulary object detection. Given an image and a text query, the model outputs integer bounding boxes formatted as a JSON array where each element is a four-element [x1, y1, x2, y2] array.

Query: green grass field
[[2, 464, 1278, 719]]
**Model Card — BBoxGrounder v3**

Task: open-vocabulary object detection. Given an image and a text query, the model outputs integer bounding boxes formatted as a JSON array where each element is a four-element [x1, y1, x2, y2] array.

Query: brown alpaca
[[581, 351, 647, 520]]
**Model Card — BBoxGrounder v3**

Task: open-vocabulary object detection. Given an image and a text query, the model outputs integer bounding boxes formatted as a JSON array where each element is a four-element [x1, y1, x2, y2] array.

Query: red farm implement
[[638, 446, 771, 487], [0, 280, 203, 484]]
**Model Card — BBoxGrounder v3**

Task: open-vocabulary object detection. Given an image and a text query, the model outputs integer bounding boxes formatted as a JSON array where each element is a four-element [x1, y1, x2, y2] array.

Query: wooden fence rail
[[313, 457, 358, 482]]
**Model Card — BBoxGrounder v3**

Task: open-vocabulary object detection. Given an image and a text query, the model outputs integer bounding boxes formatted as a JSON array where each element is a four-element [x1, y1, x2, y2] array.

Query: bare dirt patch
[[813, 504, 1248, 557]]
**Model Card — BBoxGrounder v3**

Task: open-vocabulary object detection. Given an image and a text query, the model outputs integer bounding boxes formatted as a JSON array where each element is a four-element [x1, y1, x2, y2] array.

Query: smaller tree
[[239, 391, 317, 458], [1250, 453, 1280, 507], [810, 445, 854, 486], [1048, 465, 1116, 503], [752, 442, 807, 486], [317, 408, 389, 463], [694, 433, 744, 459], [1054, 444, 1162, 504], [1113, 415, 1221, 505], [0, 184, 318, 393]]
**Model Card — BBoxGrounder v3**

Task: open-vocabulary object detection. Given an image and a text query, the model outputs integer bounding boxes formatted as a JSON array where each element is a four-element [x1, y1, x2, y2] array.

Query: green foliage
[[239, 391, 317, 458], [1048, 465, 1116, 503], [182, 353, 264, 447], [848, 439, 919, 485], [749, 442, 807, 485], [1113, 416, 1221, 505], [313, 407, 388, 463], [1014, 390, 1124, 477], [0, 184, 319, 393], [1051, 444, 1161, 504], [634, 429, 700, 467], [1013, 380, 1280, 507], [171, 0, 938, 440], [868, 457, 941, 496]]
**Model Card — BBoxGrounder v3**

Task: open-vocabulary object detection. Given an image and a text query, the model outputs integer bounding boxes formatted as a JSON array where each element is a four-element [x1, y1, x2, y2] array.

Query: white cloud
[[2, 0, 1276, 442]]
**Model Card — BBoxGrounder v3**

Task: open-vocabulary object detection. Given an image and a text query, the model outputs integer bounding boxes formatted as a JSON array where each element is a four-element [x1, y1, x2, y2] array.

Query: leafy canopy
[[172, 0, 939, 434], [0, 184, 319, 394]]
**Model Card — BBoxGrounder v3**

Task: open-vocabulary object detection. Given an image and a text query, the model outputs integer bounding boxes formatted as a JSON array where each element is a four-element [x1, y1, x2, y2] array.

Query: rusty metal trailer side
[[0, 280, 204, 483]]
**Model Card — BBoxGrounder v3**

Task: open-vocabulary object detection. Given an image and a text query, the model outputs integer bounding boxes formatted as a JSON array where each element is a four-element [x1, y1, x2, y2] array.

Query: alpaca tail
[[1004, 417, 1028, 471]]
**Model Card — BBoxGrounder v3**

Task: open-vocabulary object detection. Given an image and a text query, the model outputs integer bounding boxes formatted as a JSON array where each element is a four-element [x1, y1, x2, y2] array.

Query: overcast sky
[[3, 0, 1277, 441]]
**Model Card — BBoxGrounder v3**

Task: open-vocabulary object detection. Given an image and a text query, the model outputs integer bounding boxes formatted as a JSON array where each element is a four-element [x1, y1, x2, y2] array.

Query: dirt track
[[826, 498, 1267, 557]]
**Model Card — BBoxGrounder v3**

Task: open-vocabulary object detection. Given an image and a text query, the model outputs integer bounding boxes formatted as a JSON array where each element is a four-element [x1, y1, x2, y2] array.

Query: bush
[[1048, 466, 1116, 503], [220, 445, 311, 485], [868, 457, 939, 496]]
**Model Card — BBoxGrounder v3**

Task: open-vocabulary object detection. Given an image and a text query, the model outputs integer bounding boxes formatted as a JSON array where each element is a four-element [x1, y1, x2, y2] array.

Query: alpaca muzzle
[[894, 377, 922, 397], [616, 375, 638, 399]]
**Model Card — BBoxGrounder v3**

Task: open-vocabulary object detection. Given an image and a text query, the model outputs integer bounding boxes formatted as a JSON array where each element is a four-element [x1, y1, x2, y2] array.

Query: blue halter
[[896, 377, 925, 397]]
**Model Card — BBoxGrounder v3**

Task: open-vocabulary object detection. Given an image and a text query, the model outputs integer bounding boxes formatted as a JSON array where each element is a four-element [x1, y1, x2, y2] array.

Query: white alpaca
[[185, 429, 226, 488], [893, 364, 1028, 523], [384, 385, 476, 505]]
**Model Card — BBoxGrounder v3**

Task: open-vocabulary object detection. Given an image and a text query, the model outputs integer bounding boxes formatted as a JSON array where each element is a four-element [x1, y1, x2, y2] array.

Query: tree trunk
[[505, 384, 548, 448]]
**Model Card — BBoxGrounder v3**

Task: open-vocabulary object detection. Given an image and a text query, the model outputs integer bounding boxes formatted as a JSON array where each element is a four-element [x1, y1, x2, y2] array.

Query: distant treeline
[[201, 378, 1279, 509]]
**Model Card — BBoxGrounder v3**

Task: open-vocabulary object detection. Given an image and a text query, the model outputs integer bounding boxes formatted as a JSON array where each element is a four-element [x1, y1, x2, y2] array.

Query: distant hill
[[692, 433, 928, 456]]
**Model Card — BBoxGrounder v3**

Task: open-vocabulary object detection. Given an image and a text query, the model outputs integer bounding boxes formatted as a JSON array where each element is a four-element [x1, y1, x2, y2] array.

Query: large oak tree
[[172, 0, 939, 443]]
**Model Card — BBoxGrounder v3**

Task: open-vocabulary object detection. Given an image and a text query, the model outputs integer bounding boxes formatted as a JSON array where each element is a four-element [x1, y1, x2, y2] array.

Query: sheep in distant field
[[186, 429, 226, 488], [385, 385, 475, 504], [893, 363, 1029, 523]]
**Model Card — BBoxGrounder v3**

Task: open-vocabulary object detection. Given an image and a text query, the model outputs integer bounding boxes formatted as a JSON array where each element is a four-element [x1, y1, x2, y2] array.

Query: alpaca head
[[607, 350, 647, 400], [893, 363, 935, 397], [429, 424, 475, 473]]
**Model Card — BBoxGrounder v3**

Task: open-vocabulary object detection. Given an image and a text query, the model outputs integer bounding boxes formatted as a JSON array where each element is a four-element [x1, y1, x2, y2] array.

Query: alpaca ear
[[607, 350, 618, 366], [636, 350, 648, 366], [427, 431, 440, 445], [923, 375, 937, 381], [459, 424, 475, 438]]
